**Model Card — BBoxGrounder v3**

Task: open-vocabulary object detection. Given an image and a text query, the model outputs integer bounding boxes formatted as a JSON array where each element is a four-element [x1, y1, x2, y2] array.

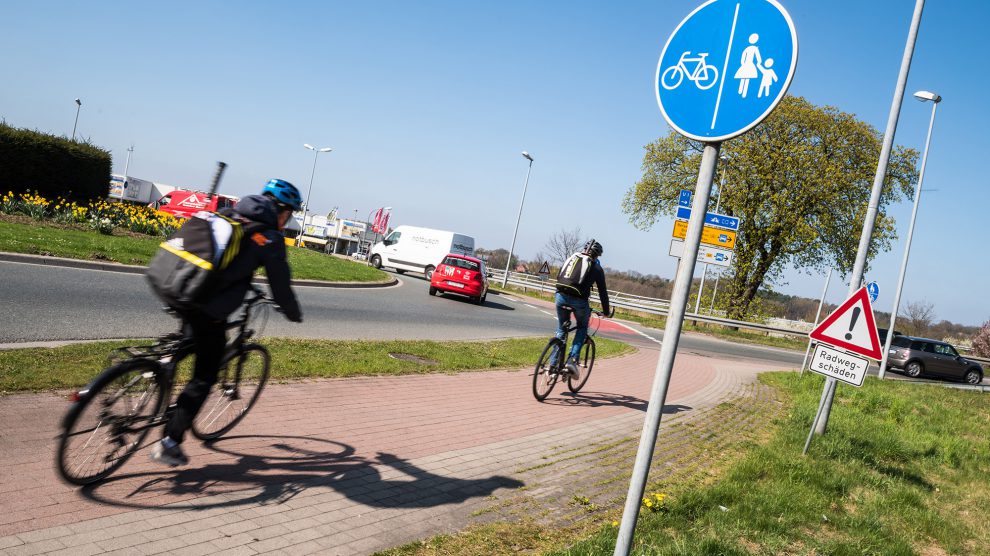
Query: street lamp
[[71, 98, 82, 141], [502, 151, 534, 287], [297, 144, 333, 246], [878, 90, 941, 379]]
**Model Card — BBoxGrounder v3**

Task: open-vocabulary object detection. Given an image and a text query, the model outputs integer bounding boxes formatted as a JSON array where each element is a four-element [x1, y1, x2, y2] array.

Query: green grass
[[489, 283, 808, 352], [548, 373, 990, 555], [0, 336, 633, 393], [0, 218, 389, 282]]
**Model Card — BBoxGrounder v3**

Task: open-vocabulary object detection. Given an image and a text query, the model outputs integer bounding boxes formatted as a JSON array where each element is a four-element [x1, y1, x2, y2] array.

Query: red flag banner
[[380, 211, 390, 234], [372, 207, 384, 233]]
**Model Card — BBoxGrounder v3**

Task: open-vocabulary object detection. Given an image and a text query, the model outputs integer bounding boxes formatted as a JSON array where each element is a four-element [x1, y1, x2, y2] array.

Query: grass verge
[[490, 283, 808, 352], [551, 373, 990, 555], [0, 217, 389, 282], [0, 336, 633, 393]]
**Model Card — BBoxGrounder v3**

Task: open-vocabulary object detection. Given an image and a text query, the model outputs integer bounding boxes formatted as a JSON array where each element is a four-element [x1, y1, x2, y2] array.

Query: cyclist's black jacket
[[200, 195, 302, 322], [557, 253, 611, 315]]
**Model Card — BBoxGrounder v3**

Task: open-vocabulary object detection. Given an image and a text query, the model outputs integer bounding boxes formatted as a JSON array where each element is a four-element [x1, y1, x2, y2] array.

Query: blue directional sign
[[656, 0, 798, 142], [676, 206, 740, 231], [678, 189, 692, 207], [866, 281, 879, 303]]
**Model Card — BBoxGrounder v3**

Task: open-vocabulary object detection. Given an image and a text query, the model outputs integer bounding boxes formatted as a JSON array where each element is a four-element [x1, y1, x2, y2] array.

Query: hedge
[[0, 121, 111, 203]]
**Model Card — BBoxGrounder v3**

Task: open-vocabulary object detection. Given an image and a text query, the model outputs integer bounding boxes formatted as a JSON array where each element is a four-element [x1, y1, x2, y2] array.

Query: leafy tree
[[475, 247, 515, 272], [973, 320, 990, 357], [622, 96, 918, 319]]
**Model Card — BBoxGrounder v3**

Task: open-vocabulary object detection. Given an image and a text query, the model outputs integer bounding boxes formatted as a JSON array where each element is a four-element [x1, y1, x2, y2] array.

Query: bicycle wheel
[[191, 343, 270, 440], [57, 359, 166, 485], [567, 337, 596, 393], [533, 338, 563, 402], [660, 65, 684, 90], [696, 65, 719, 90]]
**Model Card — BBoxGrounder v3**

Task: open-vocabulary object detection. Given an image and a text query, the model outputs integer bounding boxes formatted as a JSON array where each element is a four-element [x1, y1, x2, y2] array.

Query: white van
[[370, 225, 475, 279]]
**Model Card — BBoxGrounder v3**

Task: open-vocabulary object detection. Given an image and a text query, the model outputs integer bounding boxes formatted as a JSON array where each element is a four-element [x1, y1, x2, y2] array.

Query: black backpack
[[555, 252, 593, 297], [146, 211, 261, 311]]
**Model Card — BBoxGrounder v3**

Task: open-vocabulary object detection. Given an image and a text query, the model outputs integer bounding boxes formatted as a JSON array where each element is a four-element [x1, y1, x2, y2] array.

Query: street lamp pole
[[298, 144, 333, 247], [878, 90, 941, 379], [502, 151, 534, 288], [71, 98, 82, 141], [123, 145, 134, 178]]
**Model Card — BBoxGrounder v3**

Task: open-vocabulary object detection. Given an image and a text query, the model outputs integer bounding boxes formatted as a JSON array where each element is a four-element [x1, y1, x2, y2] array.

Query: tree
[[476, 247, 515, 271], [972, 320, 990, 357], [544, 227, 583, 267], [901, 299, 936, 337], [622, 96, 918, 319]]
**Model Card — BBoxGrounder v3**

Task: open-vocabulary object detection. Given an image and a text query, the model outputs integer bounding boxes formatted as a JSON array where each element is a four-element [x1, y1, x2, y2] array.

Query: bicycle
[[56, 285, 273, 485], [532, 306, 606, 401], [660, 51, 719, 90]]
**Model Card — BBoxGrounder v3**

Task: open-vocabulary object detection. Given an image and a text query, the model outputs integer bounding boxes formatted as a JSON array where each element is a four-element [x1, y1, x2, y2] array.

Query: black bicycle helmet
[[583, 239, 603, 258], [262, 179, 303, 211]]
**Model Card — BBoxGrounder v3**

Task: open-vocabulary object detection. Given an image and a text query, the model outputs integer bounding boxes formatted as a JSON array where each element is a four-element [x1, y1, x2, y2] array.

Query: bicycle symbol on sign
[[661, 51, 719, 91]]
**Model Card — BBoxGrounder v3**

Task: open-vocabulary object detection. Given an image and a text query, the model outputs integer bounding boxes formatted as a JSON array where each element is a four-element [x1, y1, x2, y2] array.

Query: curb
[[0, 252, 399, 289]]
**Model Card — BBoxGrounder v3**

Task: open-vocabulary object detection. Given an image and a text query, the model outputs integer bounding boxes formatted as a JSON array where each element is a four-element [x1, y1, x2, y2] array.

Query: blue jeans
[[554, 292, 591, 361]]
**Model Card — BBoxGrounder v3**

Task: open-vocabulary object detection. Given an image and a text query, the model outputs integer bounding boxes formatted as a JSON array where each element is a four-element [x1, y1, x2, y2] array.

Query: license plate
[[447, 281, 464, 288]]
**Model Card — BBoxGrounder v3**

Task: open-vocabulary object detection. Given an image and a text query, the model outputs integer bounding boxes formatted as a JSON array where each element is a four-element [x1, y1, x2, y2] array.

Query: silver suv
[[886, 336, 984, 384]]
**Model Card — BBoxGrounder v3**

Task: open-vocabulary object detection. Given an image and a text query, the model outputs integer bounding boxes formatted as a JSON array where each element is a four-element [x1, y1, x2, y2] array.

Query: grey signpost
[[813, 0, 925, 436], [613, 1, 797, 553]]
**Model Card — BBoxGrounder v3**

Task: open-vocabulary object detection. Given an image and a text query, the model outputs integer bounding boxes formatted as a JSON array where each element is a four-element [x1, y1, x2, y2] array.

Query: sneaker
[[565, 357, 580, 380], [150, 440, 189, 467]]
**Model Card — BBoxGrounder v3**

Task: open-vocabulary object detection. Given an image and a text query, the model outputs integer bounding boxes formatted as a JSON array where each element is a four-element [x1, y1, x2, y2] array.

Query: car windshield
[[443, 257, 479, 271]]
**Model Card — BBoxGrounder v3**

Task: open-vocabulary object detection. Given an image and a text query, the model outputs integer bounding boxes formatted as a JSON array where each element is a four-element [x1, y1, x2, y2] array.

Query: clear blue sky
[[3, 1, 988, 326]]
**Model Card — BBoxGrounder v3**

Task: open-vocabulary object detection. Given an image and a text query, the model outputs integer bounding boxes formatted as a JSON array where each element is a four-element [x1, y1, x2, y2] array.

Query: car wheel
[[905, 361, 923, 378], [964, 368, 983, 385], [428, 286, 437, 296], [425, 265, 435, 281], [371, 255, 382, 269], [396, 269, 405, 274]]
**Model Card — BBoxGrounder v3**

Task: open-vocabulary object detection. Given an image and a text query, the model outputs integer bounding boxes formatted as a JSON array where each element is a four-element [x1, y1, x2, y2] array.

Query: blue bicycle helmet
[[262, 179, 303, 211]]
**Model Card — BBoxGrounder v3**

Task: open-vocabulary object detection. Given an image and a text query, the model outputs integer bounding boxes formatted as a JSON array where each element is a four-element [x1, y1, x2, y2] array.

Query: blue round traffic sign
[[655, 0, 798, 142]]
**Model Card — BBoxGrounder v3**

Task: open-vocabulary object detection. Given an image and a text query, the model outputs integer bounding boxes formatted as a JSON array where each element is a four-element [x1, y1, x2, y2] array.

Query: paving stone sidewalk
[[0, 335, 792, 555]]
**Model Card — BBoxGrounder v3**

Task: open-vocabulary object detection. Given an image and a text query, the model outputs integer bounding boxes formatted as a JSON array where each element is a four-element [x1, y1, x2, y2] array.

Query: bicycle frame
[[85, 288, 270, 434]]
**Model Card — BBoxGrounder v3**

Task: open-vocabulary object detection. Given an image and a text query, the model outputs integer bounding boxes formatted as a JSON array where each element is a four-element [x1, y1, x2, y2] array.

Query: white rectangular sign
[[809, 344, 870, 387], [668, 239, 733, 267]]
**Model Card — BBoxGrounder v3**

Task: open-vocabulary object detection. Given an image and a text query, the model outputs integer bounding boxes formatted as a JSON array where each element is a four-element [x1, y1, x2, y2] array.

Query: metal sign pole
[[814, 0, 924, 436], [614, 143, 720, 556], [800, 268, 833, 375]]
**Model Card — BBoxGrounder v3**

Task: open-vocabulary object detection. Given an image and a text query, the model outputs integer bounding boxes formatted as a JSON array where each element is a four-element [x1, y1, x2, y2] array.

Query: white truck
[[369, 225, 475, 280]]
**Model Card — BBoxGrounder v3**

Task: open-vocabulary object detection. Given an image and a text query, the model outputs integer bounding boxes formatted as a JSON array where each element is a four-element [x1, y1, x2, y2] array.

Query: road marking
[[540, 310, 555, 317], [524, 304, 537, 309], [612, 320, 662, 345]]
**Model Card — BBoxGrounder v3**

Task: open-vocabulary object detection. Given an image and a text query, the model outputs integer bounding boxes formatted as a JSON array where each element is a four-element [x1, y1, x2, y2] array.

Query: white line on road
[[612, 320, 662, 345]]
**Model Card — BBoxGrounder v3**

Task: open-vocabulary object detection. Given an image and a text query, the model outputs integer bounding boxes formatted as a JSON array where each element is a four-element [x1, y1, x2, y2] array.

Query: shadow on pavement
[[80, 435, 522, 511], [541, 391, 691, 415]]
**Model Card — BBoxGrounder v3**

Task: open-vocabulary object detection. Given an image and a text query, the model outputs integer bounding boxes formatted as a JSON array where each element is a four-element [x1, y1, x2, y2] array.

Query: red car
[[429, 254, 488, 305]]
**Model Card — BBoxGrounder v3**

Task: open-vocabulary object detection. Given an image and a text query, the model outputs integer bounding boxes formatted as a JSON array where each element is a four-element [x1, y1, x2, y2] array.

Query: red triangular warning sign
[[809, 287, 883, 360], [539, 261, 550, 275]]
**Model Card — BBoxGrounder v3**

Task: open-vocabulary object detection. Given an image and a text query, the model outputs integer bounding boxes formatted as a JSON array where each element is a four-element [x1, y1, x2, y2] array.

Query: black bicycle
[[532, 306, 605, 401], [56, 286, 273, 485]]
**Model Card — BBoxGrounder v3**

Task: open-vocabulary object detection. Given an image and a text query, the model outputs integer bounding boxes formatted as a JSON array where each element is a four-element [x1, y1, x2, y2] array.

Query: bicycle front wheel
[[567, 337, 596, 393], [191, 343, 270, 440], [57, 359, 166, 485], [533, 338, 563, 402]]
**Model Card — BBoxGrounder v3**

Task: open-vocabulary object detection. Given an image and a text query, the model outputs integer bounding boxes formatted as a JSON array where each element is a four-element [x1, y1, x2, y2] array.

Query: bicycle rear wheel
[[533, 338, 563, 401], [57, 359, 166, 485], [191, 343, 270, 440], [567, 337, 596, 393]]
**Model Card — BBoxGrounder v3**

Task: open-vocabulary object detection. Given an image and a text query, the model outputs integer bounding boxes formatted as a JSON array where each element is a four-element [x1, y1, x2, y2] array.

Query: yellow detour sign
[[672, 220, 737, 249]]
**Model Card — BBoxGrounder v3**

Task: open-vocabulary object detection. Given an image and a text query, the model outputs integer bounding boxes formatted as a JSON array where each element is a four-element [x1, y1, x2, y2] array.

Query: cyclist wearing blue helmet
[[151, 179, 304, 467]]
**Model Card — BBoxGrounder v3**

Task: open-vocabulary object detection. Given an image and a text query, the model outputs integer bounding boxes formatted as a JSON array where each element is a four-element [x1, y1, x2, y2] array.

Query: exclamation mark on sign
[[845, 307, 861, 340]]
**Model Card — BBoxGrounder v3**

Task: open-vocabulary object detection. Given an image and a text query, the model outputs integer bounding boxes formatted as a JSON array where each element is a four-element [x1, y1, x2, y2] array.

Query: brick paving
[[0, 328, 792, 555]]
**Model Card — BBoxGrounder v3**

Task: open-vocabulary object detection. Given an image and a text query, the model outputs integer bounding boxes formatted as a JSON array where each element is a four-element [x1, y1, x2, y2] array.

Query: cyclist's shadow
[[80, 435, 523, 511]]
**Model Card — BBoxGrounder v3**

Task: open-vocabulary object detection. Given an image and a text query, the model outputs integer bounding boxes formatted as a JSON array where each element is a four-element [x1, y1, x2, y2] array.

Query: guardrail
[[489, 269, 990, 369]]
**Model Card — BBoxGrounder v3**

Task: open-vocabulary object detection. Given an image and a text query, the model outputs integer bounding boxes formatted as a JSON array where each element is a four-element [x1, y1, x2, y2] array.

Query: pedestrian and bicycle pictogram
[[655, 0, 798, 142]]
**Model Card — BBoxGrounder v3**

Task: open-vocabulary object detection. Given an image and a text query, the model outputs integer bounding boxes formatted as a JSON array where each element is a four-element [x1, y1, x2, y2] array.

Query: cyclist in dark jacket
[[553, 239, 611, 378], [151, 179, 303, 467]]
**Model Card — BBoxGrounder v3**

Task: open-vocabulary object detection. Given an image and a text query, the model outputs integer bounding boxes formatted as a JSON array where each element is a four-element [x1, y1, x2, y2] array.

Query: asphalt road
[[0, 260, 805, 368]]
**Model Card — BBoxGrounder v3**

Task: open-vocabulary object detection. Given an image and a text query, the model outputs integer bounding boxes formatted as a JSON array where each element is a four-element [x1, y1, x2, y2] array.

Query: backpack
[[146, 210, 261, 310], [555, 252, 593, 297]]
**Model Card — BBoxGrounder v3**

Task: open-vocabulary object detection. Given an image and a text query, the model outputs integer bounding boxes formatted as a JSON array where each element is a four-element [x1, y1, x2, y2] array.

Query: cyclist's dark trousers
[[165, 312, 225, 444]]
